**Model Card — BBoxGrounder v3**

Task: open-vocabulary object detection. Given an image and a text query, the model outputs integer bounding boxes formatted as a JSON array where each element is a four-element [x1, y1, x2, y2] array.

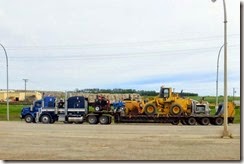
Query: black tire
[[40, 114, 51, 124], [214, 117, 223, 126], [74, 122, 83, 124], [24, 115, 33, 123], [187, 117, 196, 125], [99, 115, 109, 124], [171, 119, 179, 125], [88, 115, 98, 124], [50, 119, 55, 124], [181, 119, 187, 125], [144, 104, 156, 115], [64, 121, 73, 124], [201, 117, 210, 126], [170, 104, 183, 116]]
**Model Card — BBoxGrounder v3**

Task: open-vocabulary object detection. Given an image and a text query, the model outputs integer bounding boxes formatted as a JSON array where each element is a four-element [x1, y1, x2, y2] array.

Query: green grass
[[0, 104, 26, 121], [0, 103, 95, 121], [188, 96, 240, 104]]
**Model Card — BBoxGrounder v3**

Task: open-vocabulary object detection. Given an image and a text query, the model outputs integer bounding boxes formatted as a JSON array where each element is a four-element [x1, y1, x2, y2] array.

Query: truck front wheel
[[40, 114, 51, 124], [24, 115, 33, 123]]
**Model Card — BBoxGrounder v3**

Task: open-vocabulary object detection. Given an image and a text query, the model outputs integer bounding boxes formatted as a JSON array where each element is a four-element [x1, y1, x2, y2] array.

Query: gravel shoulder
[[0, 121, 240, 160]]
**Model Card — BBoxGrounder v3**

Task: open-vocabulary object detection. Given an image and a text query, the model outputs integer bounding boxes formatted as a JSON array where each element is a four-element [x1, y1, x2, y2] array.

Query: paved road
[[0, 121, 240, 160]]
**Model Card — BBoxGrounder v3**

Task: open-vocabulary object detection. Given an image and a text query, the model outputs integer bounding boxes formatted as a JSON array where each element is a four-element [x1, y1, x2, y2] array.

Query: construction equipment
[[132, 86, 193, 116], [20, 86, 236, 126]]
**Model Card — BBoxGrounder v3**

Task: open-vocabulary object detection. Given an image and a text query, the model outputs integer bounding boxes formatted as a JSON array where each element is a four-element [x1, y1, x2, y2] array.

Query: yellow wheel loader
[[142, 86, 192, 116]]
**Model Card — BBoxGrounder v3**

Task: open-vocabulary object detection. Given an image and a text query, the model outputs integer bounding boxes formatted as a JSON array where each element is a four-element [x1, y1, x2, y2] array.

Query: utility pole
[[233, 88, 235, 101], [23, 79, 28, 101], [0, 43, 9, 121]]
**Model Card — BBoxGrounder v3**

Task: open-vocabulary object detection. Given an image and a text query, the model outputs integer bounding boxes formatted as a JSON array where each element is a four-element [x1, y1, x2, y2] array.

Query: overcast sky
[[0, 0, 240, 96]]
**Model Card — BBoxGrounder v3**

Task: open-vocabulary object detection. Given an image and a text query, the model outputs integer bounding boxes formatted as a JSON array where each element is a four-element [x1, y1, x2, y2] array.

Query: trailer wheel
[[99, 115, 109, 124], [201, 117, 210, 125], [171, 119, 179, 125], [214, 117, 223, 126], [187, 117, 196, 125], [181, 119, 187, 125], [170, 104, 182, 116], [144, 104, 156, 115], [40, 114, 51, 124], [50, 119, 55, 124], [88, 115, 98, 124], [24, 115, 33, 123]]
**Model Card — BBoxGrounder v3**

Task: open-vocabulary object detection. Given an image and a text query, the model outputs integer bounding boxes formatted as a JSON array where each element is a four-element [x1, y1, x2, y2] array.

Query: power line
[[8, 44, 239, 61], [6, 34, 240, 50]]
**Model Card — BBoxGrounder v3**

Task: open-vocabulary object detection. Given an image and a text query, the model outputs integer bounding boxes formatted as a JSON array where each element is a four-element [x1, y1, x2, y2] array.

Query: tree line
[[74, 88, 198, 97]]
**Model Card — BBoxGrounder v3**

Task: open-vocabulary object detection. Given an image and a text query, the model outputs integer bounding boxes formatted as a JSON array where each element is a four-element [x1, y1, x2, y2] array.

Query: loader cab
[[159, 87, 170, 98]]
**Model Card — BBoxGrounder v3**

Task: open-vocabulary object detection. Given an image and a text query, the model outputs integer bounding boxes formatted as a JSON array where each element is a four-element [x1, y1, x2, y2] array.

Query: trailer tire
[[40, 114, 51, 124], [144, 104, 156, 115], [88, 115, 98, 124], [170, 104, 183, 116], [187, 117, 196, 125], [201, 117, 210, 125], [24, 115, 33, 123], [99, 115, 109, 124], [181, 119, 187, 125], [214, 117, 223, 126], [171, 119, 179, 125], [50, 119, 55, 124]]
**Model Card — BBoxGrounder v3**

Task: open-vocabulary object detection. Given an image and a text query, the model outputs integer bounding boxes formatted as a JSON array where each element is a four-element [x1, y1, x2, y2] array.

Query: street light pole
[[0, 43, 9, 121], [216, 44, 225, 111], [232, 88, 235, 101], [212, 0, 230, 138]]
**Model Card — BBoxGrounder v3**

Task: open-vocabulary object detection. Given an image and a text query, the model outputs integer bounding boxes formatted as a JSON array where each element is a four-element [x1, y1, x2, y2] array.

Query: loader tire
[[170, 104, 183, 116], [144, 104, 156, 115]]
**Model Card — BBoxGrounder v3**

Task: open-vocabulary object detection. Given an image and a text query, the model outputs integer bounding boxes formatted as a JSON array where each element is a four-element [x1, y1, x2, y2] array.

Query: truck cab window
[[35, 101, 42, 108]]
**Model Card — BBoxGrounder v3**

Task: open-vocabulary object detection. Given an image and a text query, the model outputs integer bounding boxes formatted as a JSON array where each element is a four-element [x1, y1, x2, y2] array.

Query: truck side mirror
[[30, 105, 33, 111]]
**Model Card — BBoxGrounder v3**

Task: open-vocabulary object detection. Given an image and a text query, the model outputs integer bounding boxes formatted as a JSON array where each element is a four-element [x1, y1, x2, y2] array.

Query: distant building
[[233, 100, 240, 107], [0, 90, 42, 102]]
